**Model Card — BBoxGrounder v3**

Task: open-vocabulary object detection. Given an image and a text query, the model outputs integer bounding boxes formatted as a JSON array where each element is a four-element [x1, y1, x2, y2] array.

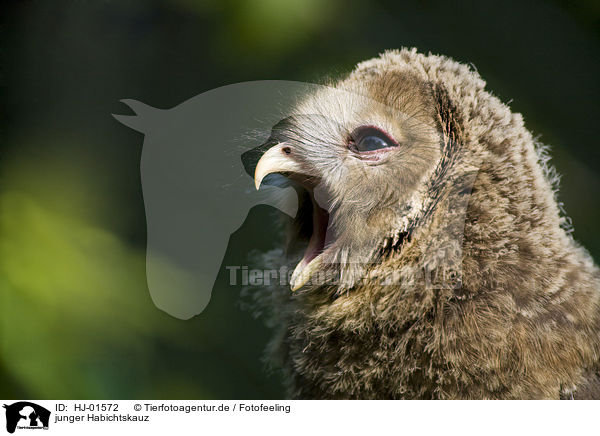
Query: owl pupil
[[357, 135, 388, 152]]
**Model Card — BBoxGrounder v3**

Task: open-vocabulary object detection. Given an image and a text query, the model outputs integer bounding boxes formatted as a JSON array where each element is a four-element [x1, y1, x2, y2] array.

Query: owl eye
[[349, 126, 398, 153]]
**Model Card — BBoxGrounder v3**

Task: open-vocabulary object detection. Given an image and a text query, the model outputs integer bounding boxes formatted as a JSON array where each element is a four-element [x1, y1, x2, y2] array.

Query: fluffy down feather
[[245, 48, 600, 399]]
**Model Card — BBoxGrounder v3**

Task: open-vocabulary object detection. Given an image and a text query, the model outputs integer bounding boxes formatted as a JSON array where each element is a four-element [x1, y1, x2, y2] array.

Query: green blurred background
[[1, 0, 599, 399]]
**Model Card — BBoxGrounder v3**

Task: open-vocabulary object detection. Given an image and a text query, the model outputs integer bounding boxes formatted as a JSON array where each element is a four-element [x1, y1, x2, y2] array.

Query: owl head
[[247, 47, 564, 302]]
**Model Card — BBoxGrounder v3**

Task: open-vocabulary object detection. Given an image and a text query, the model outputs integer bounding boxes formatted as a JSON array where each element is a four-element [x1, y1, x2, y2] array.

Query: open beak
[[254, 143, 329, 291]]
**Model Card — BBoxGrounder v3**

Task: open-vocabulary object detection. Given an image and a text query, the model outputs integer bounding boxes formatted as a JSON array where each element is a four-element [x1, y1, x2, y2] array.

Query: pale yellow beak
[[254, 143, 303, 190]]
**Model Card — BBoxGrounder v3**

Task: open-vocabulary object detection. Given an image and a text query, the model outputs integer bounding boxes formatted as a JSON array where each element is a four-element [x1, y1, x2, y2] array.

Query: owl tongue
[[290, 191, 330, 291]]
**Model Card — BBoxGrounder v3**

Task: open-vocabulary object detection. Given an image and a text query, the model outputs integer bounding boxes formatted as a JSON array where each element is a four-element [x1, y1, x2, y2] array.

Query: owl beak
[[254, 143, 305, 190]]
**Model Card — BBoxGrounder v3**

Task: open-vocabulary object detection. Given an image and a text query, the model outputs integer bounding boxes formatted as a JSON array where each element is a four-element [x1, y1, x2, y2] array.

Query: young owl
[[248, 48, 600, 399]]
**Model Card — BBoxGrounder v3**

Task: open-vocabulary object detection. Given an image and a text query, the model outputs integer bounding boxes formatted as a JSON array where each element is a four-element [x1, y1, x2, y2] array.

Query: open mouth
[[253, 143, 332, 291], [288, 183, 330, 290]]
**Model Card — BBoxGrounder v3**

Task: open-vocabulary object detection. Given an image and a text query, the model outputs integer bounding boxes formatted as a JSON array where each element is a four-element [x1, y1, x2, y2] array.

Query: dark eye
[[349, 126, 398, 153]]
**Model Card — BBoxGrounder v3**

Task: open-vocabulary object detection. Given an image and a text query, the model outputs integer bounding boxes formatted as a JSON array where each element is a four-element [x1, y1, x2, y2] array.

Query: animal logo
[[3, 402, 50, 434], [113, 81, 313, 319]]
